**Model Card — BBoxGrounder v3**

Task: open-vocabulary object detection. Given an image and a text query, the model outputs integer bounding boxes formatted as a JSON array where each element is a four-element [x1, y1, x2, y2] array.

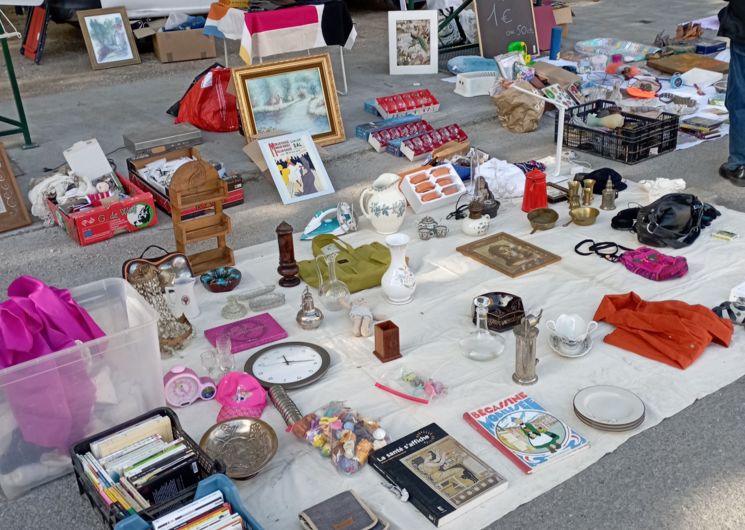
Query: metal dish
[[527, 208, 559, 234], [200, 417, 278, 480], [566, 207, 600, 227], [201, 267, 242, 293]]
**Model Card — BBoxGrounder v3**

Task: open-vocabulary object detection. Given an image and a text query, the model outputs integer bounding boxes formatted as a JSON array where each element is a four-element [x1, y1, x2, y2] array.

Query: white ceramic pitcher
[[359, 173, 407, 235], [165, 277, 200, 320]]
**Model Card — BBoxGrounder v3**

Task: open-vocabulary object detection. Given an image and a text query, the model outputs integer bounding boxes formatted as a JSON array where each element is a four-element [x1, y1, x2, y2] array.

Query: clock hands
[[261, 359, 317, 366], [282, 354, 290, 366]]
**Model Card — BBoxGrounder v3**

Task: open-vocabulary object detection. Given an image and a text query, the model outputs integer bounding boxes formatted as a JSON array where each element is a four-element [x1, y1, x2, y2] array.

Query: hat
[[574, 168, 627, 194]]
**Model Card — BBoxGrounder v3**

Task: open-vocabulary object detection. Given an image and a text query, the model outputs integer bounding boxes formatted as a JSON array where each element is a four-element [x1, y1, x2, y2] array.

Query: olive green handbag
[[297, 234, 391, 293]]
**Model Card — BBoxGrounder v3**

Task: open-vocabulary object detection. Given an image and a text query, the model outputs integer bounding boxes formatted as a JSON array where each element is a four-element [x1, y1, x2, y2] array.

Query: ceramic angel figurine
[[349, 299, 374, 337]]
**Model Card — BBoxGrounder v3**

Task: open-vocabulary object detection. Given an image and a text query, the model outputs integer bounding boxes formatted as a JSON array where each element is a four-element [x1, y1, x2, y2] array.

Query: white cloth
[[638, 178, 687, 204], [478, 158, 527, 198], [166, 182, 745, 529]]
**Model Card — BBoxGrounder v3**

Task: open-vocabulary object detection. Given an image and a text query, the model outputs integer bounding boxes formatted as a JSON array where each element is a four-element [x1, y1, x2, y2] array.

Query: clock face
[[166, 376, 199, 407], [244, 342, 331, 389]]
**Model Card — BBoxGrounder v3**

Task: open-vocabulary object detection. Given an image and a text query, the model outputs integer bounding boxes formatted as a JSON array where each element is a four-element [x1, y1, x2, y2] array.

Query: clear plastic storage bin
[[0, 278, 164, 499]]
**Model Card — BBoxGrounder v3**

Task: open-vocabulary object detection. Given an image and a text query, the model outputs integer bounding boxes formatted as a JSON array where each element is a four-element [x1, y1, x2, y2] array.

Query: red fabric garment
[[593, 292, 733, 369]]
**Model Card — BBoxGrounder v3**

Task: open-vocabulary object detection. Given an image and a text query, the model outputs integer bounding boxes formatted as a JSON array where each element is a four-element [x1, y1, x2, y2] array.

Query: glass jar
[[459, 297, 506, 361]]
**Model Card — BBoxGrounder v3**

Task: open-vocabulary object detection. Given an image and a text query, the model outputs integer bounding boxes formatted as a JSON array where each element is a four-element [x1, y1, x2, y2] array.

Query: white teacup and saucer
[[547, 314, 597, 358]]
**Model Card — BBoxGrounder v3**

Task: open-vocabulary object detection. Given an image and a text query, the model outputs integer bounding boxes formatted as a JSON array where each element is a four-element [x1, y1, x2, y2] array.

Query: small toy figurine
[[349, 298, 374, 337]]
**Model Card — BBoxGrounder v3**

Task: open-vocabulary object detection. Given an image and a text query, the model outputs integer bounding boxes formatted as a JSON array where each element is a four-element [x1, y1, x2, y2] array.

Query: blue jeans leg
[[726, 41, 745, 169]]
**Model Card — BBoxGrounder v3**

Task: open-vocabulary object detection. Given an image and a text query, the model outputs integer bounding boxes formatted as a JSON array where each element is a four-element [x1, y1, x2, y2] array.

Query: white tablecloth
[[167, 182, 745, 529]]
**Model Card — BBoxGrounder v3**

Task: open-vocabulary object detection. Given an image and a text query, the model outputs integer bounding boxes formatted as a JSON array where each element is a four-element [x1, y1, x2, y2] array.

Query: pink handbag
[[575, 240, 688, 282], [0, 276, 104, 448]]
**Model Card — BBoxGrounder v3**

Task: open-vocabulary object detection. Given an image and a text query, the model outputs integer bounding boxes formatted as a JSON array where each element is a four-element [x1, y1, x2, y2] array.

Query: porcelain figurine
[[359, 173, 407, 235], [381, 233, 416, 304], [462, 200, 490, 236]]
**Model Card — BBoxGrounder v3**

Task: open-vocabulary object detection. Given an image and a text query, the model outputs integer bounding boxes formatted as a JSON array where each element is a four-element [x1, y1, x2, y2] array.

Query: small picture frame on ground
[[77, 7, 140, 70], [388, 10, 439, 75], [0, 143, 32, 234], [258, 132, 334, 205]]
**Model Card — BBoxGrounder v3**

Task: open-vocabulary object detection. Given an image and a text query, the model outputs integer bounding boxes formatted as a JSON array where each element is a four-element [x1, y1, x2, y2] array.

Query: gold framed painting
[[77, 7, 141, 70], [456, 232, 561, 278], [0, 143, 32, 234], [232, 53, 346, 147]]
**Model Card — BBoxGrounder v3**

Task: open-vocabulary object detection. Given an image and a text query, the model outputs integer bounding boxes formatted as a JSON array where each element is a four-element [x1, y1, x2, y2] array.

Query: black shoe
[[719, 164, 745, 186]]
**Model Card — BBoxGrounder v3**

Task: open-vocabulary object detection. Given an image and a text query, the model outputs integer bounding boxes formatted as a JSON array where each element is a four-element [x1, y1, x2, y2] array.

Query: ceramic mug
[[165, 277, 200, 320], [547, 314, 597, 354]]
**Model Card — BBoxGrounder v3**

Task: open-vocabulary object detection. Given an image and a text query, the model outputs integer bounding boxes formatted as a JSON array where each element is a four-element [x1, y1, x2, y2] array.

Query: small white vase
[[381, 233, 416, 305], [359, 173, 407, 235]]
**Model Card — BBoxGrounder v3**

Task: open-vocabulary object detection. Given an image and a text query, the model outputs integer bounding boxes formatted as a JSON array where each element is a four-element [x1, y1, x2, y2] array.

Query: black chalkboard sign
[[474, 0, 539, 58]]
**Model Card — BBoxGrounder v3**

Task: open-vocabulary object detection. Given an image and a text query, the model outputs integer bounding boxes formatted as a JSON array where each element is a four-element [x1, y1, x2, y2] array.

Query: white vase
[[381, 233, 416, 304], [359, 173, 407, 235]]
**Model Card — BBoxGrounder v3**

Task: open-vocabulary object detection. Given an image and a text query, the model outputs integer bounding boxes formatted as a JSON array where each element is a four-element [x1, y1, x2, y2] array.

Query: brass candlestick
[[276, 221, 300, 287], [582, 179, 596, 206], [567, 181, 581, 210]]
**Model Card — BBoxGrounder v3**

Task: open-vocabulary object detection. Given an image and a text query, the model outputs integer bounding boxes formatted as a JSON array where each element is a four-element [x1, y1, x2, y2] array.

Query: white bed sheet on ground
[[167, 182, 745, 529]]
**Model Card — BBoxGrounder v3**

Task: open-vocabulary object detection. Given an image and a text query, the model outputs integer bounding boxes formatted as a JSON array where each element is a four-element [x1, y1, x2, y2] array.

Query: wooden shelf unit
[[169, 160, 235, 275]]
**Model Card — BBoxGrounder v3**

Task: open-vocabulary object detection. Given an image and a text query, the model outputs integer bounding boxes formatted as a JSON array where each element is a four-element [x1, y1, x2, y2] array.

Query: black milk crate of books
[[71, 407, 224, 529], [554, 100, 679, 165]]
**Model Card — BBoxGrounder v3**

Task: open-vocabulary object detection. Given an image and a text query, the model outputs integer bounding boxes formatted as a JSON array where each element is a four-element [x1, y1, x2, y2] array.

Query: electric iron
[[301, 202, 358, 240]]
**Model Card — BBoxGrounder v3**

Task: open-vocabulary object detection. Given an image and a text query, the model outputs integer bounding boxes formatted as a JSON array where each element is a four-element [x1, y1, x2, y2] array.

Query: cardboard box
[[553, 6, 573, 40], [47, 174, 158, 246], [127, 147, 244, 219], [153, 29, 216, 63], [533, 61, 580, 88]]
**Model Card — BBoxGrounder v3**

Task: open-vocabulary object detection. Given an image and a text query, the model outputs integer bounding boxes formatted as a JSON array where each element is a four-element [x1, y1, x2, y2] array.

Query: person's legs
[[722, 41, 745, 181]]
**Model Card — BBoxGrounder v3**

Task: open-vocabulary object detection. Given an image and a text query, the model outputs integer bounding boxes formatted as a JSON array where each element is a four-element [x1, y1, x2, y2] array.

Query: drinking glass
[[200, 350, 217, 378], [215, 334, 234, 378]]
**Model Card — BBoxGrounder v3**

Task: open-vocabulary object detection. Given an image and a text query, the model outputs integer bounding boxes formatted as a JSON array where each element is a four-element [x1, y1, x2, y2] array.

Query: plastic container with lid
[[0, 278, 163, 499]]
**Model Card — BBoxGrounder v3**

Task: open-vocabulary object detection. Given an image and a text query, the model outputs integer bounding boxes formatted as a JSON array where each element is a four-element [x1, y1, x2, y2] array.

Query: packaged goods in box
[[400, 163, 467, 213], [127, 147, 244, 219], [368, 120, 434, 152], [374, 89, 440, 119], [400, 124, 468, 161], [46, 173, 158, 246], [153, 29, 217, 63], [0, 278, 164, 499]]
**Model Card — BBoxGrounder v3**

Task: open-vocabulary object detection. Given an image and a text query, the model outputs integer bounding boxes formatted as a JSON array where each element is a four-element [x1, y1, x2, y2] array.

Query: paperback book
[[368, 423, 507, 527], [463, 391, 588, 474]]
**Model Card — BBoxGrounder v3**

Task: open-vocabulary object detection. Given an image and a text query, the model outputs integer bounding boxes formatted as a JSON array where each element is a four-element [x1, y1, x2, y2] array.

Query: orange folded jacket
[[594, 292, 733, 369]]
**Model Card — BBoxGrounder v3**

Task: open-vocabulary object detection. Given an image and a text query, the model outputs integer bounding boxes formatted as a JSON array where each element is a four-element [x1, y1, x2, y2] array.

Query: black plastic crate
[[555, 100, 679, 164], [71, 407, 223, 529]]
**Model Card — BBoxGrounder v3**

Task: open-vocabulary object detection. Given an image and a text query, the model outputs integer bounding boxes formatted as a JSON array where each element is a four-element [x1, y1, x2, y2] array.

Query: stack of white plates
[[573, 385, 645, 432]]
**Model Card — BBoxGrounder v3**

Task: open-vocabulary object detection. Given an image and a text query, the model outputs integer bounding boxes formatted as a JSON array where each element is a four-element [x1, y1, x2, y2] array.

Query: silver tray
[[199, 417, 278, 480]]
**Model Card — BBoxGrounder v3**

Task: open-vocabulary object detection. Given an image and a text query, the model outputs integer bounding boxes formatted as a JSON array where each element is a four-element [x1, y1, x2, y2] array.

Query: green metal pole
[[2, 37, 36, 149]]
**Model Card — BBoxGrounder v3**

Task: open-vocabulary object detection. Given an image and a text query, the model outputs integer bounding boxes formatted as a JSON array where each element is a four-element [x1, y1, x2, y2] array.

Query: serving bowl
[[201, 267, 242, 293]]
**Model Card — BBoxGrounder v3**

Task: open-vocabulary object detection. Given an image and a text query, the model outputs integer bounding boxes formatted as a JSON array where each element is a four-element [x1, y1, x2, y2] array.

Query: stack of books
[[679, 116, 724, 140], [149, 490, 245, 530], [76, 415, 202, 519]]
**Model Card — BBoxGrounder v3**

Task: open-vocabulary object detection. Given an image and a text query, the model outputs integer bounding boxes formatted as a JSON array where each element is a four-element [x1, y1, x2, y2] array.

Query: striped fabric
[[204, 2, 246, 40]]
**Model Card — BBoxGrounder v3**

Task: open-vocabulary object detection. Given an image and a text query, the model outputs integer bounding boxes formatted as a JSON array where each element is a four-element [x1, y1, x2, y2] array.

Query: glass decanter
[[314, 249, 351, 312], [460, 296, 505, 361]]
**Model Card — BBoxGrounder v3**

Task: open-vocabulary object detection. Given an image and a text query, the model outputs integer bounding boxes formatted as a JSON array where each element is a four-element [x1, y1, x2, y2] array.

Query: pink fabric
[[618, 247, 688, 281], [0, 276, 104, 448], [244, 6, 317, 34]]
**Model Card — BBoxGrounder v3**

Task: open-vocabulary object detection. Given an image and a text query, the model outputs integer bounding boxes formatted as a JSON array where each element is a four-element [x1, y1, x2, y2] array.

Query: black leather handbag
[[611, 193, 720, 248]]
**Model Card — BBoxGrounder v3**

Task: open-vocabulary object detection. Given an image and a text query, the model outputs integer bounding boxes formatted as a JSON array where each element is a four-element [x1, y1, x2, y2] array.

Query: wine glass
[[215, 334, 234, 379]]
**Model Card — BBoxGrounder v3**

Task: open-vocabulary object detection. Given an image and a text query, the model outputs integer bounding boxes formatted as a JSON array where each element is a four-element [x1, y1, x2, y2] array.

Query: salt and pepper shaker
[[276, 221, 300, 287], [513, 309, 542, 385], [600, 179, 617, 210], [296, 287, 324, 330]]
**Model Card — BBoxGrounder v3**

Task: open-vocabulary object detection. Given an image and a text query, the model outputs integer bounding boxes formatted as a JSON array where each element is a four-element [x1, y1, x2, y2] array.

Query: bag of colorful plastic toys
[[291, 402, 390, 474], [374, 367, 448, 405]]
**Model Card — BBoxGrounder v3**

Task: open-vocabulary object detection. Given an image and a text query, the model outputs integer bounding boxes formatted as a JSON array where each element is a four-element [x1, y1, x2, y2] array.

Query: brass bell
[[599, 179, 617, 210]]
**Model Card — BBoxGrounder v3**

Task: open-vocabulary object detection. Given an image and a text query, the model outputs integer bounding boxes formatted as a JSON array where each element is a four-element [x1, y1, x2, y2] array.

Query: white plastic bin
[[0, 278, 164, 499]]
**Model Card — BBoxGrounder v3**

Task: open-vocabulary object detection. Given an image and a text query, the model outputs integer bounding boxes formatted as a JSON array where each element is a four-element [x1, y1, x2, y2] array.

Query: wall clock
[[244, 342, 331, 389]]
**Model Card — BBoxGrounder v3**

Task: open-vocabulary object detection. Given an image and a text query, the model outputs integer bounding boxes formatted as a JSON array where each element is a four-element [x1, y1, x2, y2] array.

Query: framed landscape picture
[[456, 232, 561, 278], [232, 54, 345, 147], [388, 11, 438, 75], [258, 132, 334, 205], [0, 144, 32, 234], [78, 7, 140, 70]]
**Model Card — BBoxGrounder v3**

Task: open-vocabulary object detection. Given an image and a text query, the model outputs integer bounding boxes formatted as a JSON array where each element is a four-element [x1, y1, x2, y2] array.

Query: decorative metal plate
[[199, 417, 278, 480]]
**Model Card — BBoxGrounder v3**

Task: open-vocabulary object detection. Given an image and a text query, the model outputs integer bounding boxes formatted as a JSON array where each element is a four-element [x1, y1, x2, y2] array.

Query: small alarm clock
[[163, 366, 217, 408]]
